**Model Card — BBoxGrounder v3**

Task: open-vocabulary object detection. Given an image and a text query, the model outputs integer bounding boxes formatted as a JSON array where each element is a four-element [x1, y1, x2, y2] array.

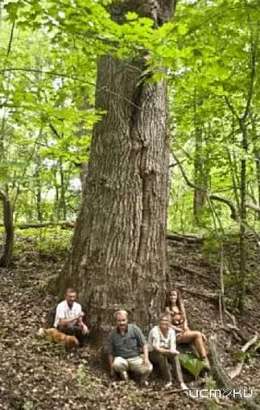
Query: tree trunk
[[35, 155, 43, 223], [255, 153, 260, 220], [53, 168, 60, 221], [192, 95, 208, 226], [59, 158, 67, 221], [59, 0, 176, 330], [237, 121, 248, 312], [252, 117, 260, 220], [0, 190, 14, 267], [193, 128, 208, 224]]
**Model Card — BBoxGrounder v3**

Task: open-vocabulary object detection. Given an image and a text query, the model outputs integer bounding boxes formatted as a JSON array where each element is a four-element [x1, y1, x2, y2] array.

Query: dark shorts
[[58, 323, 87, 346]]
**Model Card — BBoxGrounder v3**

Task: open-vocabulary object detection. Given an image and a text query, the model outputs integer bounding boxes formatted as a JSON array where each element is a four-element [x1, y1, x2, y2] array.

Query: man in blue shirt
[[107, 310, 152, 384]]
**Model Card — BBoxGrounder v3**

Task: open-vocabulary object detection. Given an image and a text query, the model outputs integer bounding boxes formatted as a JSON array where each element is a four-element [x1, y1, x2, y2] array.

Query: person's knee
[[195, 331, 203, 340], [60, 323, 75, 334], [138, 362, 153, 375], [112, 357, 128, 372], [147, 361, 153, 373]]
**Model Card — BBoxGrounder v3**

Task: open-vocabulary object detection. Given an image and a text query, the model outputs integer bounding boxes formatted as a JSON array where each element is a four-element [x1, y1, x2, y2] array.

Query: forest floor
[[0, 230, 260, 410]]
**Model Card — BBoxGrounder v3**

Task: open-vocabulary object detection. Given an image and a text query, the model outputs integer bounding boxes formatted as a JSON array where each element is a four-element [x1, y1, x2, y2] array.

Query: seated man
[[107, 310, 152, 385], [53, 288, 89, 346], [148, 313, 187, 389]]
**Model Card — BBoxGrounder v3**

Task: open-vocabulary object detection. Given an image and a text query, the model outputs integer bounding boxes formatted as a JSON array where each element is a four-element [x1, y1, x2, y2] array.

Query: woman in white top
[[148, 313, 187, 389]]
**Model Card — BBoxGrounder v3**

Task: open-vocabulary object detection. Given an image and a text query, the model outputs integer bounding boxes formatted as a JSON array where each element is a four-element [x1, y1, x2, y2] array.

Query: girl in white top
[[148, 313, 187, 389], [148, 319, 179, 353]]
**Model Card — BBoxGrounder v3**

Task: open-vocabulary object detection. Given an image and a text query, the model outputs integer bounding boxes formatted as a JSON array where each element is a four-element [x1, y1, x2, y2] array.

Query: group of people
[[53, 288, 210, 388]]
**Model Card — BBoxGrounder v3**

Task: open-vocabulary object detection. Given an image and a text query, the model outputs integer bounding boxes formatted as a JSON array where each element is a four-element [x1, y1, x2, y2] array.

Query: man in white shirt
[[54, 288, 89, 346], [148, 313, 187, 389]]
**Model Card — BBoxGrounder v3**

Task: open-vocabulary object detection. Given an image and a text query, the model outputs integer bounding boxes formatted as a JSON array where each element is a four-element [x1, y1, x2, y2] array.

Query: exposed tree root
[[228, 334, 258, 380], [208, 334, 260, 410]]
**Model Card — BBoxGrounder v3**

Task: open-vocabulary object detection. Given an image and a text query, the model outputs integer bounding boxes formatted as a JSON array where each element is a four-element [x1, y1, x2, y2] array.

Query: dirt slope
[[0, 235, 259, 410]]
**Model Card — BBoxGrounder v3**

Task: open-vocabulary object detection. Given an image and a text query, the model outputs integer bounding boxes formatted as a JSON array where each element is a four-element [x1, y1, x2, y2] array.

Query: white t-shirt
[[148, 325, 176, 352], [53, 300, 82, 328]]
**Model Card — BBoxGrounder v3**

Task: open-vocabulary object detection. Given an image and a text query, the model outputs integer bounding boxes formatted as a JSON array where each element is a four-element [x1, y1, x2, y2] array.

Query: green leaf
[[126, 12, 138, 21], [177, 23, 188, 36], [179, 353, 206, 378], [4, 2, 19, 21]]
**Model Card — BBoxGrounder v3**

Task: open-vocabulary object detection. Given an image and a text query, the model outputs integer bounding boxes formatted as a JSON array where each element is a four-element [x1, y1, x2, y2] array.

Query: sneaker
[[180, 382, 188, 390], [140, 380, 149, 387], [165, 381, 172, 389]]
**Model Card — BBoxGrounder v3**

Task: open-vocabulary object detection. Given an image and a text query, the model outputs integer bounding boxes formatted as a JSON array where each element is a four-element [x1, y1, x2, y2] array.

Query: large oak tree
[[61, 0, 176, 330]]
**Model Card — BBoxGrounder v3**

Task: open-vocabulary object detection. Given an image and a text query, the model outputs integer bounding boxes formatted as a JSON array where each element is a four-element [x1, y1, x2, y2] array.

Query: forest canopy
[[0, 0, 259, 230]]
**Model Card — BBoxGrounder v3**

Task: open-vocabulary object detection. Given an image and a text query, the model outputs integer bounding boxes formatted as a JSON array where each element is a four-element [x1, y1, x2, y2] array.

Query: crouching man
[[107, 310, 152, 385], [54, 288, 89, 346], [148, 313, 187, 389]]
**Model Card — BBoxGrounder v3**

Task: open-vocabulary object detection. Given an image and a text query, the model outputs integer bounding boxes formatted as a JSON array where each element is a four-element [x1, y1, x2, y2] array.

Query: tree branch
[[0, 67, 95, 86], [172, 152, 238, 220], [6, 21, 15, 57], [246, 202, 260, 212], [209, 195, 238, 221], [224, 96, 240, 122], [242, 5, 258, 122]]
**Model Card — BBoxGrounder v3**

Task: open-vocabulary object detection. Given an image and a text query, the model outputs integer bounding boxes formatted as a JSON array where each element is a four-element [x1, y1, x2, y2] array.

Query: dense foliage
[[1, 0, 259, 229]]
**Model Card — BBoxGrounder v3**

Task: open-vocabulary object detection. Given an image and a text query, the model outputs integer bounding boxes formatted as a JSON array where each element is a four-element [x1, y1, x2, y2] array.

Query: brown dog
[[38, 327, 79, 350]]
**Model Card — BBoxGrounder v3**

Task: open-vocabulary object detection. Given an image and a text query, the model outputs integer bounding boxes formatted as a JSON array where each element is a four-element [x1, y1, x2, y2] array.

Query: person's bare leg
[[177, 331, 207, 358]]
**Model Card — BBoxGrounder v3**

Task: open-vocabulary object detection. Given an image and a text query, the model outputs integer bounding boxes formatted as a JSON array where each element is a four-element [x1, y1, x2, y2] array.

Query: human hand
[[201, 333, 207, 342], [82, 323, 89, 335], [144, 358, 151, 368], [175, 326, 183, 333], [75, 313, 84, 321], [170, 349, 180, 355]]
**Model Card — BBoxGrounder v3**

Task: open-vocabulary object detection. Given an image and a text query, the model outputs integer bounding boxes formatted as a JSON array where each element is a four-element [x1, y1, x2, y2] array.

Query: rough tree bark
[[59, 0, 177, 330]]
